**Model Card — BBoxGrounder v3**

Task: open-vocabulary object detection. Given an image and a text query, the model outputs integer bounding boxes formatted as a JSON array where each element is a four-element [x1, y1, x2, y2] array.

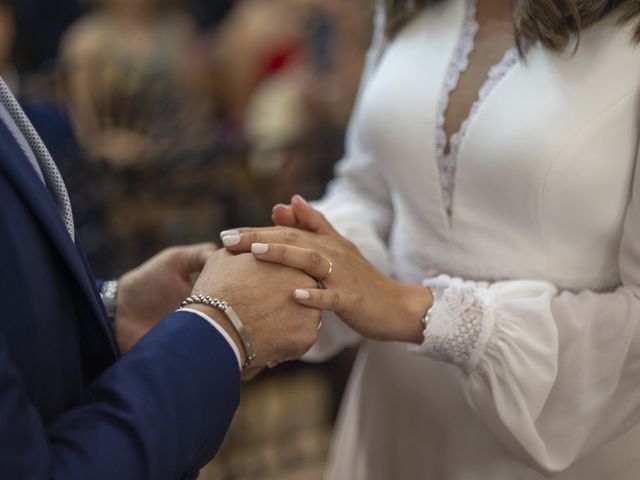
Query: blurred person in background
[[10, 0, 85, 72], [0, 0, 115, 278], [211, 0, 303, 139], [59, 0, 212, 167], [212, 0, 369, 209], [0, 0, 82, 196], [187, 0, 234, 31], [1, 3, 329, 478], [0, 0, 18, 91], [223, 0, 640, 478]]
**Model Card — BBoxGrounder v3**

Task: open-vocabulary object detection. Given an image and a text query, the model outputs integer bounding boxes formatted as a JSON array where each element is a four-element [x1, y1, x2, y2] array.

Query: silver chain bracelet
[[180, 294, 257, 370]]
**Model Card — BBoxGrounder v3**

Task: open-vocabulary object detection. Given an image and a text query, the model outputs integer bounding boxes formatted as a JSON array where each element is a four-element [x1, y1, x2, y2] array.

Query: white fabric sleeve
[[180, 308, 242, 370], [305, 3, 392, 362], [409, 153, 640, 474]]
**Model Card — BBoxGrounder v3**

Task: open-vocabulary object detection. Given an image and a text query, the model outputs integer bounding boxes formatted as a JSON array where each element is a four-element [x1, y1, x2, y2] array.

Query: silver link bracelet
[[180, 295, 257, 370]]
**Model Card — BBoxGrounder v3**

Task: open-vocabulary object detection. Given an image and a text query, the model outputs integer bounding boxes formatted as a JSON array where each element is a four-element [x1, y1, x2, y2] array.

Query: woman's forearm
[[388, 280, 433, 344]]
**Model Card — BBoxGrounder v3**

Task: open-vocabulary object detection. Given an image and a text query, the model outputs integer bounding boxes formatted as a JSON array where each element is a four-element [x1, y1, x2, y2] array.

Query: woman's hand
[[221, 196, 432, 344]]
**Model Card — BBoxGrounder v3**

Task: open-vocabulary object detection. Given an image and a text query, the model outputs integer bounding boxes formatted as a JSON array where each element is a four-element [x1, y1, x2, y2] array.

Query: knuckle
[[163, 246, 182, 262], [307, 250, 322, 267], [330, 291, 341, 311], [342, 238, 358, 252], [247, 232, 259, 245], [281, 229, 299, 243]]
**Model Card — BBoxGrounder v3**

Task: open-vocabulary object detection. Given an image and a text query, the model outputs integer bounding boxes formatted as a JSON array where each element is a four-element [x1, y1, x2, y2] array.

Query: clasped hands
[[114, 195, 431, 378], [115, 243, 320, 372], [221, 195, 432, 346]]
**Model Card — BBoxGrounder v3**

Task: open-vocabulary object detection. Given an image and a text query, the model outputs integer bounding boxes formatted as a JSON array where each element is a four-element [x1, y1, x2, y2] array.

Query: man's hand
[[190, 250, 321, 368], [116, 243, 217, 354]]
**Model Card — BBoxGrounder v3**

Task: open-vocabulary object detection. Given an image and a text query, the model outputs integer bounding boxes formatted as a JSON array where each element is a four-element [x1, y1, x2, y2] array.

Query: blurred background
[[1, 0, 374, 478]]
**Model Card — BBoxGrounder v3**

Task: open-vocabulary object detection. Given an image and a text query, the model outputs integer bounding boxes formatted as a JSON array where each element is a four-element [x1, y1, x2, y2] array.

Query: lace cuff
[[409, 275, 495, 373]]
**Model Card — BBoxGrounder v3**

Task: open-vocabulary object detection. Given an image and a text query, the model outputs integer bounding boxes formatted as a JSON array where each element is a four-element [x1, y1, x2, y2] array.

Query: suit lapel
[[0, 123, 118, 358]]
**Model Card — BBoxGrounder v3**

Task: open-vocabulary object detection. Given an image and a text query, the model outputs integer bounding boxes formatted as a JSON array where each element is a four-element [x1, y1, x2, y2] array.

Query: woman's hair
[[385, 0, 640, 52]]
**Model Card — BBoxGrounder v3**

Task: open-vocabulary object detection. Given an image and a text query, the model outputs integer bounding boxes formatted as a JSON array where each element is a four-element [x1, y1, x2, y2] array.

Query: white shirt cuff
[[179, 307, 243, 370]]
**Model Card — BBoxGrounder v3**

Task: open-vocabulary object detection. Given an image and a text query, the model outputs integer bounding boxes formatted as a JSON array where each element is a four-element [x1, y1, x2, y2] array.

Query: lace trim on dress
[[435, 0, 519, 216], [435, 0, 478, 217], [409, 275, 495, 373]]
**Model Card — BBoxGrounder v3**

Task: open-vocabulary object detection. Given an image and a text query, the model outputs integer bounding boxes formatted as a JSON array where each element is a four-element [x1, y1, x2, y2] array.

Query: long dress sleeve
[[409, 148, 640, 475], [305, 4, 393, 361]]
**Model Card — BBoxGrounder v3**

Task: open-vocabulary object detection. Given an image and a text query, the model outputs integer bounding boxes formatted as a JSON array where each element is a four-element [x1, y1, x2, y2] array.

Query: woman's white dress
[[307, 0, 640, 478]]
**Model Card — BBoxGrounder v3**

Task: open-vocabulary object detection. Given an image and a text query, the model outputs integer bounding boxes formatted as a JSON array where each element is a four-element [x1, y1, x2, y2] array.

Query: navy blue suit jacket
[[0, 119, 240, 478]]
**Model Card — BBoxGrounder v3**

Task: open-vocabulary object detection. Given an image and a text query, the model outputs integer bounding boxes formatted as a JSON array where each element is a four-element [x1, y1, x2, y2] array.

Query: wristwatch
[[100, 280, 119, 320]]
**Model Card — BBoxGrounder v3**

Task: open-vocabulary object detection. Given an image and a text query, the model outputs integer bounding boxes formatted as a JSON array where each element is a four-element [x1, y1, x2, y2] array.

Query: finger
[[220, 226, 284, 248], [251, 243, 332, 280], [220, 226, 280, 239], [220, 224, 306, 239], [272, 203, 299, 228], [220, 227, 309, 252], [290, 195, 337, 235], [293, 288, 349, 315], [175, 243, 218, 274]]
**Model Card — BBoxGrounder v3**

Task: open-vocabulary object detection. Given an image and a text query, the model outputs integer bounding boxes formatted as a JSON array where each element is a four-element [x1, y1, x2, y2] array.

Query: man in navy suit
[[0, 74, 320, 479]]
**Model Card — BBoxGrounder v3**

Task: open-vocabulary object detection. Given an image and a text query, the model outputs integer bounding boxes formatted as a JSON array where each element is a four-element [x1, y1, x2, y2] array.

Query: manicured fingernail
[[222, 234, 241, 247], [251, 243, 269, 255], [294, 289, 310, 300], [220, 229, 239, 238], [293, 195, 309, 206]]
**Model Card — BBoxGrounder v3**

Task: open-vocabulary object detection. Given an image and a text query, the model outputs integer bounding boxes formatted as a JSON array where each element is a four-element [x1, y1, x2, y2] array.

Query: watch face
[[100, 281, 119, 318]]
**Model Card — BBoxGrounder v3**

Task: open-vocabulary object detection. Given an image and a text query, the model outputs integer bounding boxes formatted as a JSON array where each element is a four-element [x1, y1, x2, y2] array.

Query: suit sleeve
[[0, 311, 240, 480]]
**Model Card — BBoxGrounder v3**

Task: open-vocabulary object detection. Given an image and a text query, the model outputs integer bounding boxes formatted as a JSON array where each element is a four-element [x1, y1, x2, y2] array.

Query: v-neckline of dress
[[434, 0, 519, 219]]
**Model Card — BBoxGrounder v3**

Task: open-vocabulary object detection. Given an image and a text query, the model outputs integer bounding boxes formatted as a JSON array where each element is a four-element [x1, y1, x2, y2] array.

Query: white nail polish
[[220, 229, 239, 238], [222, 234, 241, 247], [251, 243, 269, 255], [294, 289, 310, 300]]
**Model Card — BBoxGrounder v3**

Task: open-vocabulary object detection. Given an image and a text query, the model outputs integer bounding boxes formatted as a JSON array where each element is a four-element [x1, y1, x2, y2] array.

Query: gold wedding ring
[[317, 319, 323, 331], [321, 256, 334, 281]]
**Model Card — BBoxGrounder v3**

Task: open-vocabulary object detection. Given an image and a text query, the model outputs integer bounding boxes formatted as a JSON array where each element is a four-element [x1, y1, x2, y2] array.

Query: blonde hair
[[385, 0, 640, 52]]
